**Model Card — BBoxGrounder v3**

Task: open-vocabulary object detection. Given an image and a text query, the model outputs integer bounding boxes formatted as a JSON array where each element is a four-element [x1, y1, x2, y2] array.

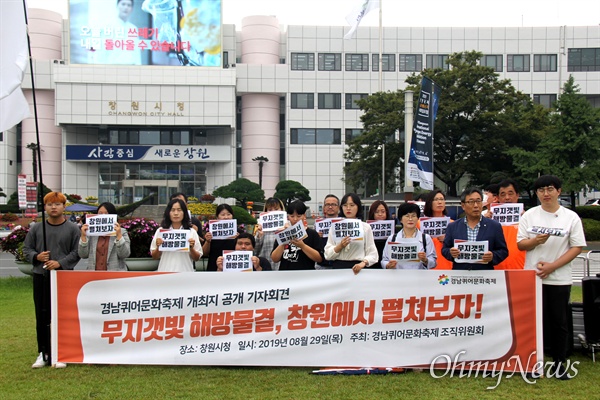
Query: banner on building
[[52, 270, 541, 370], [65, 144, 231, 162], [407, 77, 441, 190]]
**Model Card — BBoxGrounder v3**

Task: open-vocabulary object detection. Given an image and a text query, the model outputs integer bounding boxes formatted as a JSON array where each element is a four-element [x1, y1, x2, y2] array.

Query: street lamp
[[252, 156, 269, 189]]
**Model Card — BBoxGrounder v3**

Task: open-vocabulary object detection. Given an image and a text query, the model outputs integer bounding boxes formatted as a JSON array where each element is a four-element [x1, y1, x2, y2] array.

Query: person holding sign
[[442, 188, 508, 270], [381, 203, 436, 269], [517, 175, 585, 379], [494, 179, 526, 270], [202, 204, 238, 271], [217, 233, 272, 272], [271, 200, 323, 271], [254, 197, 286, 271], [421, 190, 453, 270], [314, 194, 341, 270], [367, 200, 395, 269], [324, 193, 378, 274], [79, 202, 130, 271], [151, 199, 202, 272]]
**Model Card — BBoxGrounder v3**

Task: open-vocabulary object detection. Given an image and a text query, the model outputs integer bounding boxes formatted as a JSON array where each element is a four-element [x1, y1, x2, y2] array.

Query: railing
[[573, 250, 600, 283]]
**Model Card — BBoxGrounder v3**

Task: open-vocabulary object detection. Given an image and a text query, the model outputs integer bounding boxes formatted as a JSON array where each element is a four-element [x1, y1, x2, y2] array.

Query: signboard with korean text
[[158, 229, 190, 252], [330, 219, 364, 243], [490, 203, 524, 226], [69, 0, 222, 67], [25, 182, 38, 217], [526, 226, 568, 237], [275, 221, 307, 246], [419, 217, 450, 238], [65, 145, 230, 162], [367, 220, 394, 241], [387, 239, 420, 263], [209, 219, 237, 240], [222, 250, 253, 272], [454, 240, 489, 264], [314, 218, 341, 239], [51, 269, 542, 371], [18, 174, 27, 209], [258, 211, 287, 232], [86, 214, 117, 236]]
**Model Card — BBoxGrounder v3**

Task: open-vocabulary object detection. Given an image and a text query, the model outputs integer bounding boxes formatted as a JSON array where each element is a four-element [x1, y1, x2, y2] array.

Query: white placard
[[387, 238, 420, 263], [419, 217, 450, 238], [314, 218, 341, 238], [367, 220, 395, 241], [258, 211, 287, 232], [454, 240, 489, 264], [330, 219, 364, 244], [489, 203, 524, 226], [222, 250, 253, 272], [275, 221, 308, 246], [158, 229, 191, 252], [86, 214, 117, 237], [209, 219, 238, 240]]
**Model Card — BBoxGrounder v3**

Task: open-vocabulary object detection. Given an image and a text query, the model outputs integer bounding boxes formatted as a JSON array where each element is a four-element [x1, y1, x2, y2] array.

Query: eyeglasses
[[402, 213, 418, 220], [324, 203, 339, 208], [536, 186, 556, 194], [433, 197, 445, 202], [463, 199, 483, 206]]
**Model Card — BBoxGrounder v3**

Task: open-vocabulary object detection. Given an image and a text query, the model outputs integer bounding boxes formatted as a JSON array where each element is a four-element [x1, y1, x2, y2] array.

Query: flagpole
[[379, 1, 384, 201]]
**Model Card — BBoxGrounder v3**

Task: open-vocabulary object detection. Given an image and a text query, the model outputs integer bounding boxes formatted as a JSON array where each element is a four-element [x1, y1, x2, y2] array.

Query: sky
[[24, 0, 600, 28]]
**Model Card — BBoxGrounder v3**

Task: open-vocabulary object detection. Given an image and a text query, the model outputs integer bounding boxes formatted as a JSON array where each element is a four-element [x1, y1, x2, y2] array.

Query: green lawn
[[0, 277, 596, 400]]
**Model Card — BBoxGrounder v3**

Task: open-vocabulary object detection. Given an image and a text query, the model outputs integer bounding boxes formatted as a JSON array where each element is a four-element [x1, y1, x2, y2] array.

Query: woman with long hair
[[422, 190, 452, 270], [324, 193, 378, 274], [151, 198, 202, 272], [202, 203, 238, 271], [367, 200, 392, 269], [79, 202, 131, 271]]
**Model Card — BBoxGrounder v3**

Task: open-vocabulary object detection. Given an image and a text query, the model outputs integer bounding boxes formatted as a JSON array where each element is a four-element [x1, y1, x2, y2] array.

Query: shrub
[[0, 212, 19, 222], [69, 194, 82, 201], [120, 218, 160, 258], [0, 226, 29, 261], [582, 218, 600, 241], [576, 206, 600, 221], [201, 193, 216, 202], [232, 205, 257, 225], [188, 203, 217, 217]]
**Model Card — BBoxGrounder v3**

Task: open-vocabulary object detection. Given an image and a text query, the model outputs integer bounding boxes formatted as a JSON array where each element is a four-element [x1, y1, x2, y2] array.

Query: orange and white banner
[[51, 270, 541, 370]]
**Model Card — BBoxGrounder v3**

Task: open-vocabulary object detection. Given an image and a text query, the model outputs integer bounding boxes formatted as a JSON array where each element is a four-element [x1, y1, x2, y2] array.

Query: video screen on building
[[69, 0, 222, 66]]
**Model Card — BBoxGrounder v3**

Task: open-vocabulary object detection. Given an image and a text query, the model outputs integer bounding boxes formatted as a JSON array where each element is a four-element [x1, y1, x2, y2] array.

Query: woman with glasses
[[381, 203, 436, 269], [254, 197, 286, 271], [422, 190, 453, 270], [324, 193, 378, 274]]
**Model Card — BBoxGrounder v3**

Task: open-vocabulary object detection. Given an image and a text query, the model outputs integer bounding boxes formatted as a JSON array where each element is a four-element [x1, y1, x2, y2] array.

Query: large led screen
[[69, 0, 222, 66]]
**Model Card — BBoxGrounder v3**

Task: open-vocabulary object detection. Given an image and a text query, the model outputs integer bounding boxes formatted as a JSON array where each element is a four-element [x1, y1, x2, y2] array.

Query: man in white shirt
[[517, 175, 586, 380]]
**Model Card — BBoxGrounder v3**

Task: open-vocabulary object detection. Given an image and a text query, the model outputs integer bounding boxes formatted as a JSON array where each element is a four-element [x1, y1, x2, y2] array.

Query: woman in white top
[[151, 198, 202, 272], [381, 203, 437, 269], [324, 193, 378, 274]]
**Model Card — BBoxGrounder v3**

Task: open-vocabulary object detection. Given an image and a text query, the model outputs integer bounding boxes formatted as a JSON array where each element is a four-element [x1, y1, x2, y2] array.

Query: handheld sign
[[490, 203, 524, 226], [158, 229, 190, 252], [408, 201, 426, 214], [275, 221, 308, 246], [314, 218, 342, 238], [222, 250, 253, 272], [388, 238, 420, 263], [86, 214, 117, 236], [367, 220, 394, 241], [419, 216, 450, 238], [258, 211, 287, 232], [526, 226, 569, 237], [454, 240, 489, 264], [209, 219, 237, 240], [330, 219, 364, 244]]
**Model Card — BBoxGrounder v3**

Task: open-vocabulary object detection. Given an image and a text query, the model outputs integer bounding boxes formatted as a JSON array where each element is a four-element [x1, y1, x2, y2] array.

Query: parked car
[[558, 198, 572, 207], [585, 199, 600, 206]]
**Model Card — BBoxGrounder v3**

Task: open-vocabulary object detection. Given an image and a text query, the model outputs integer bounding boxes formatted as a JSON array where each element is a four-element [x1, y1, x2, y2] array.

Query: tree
[[0, 187, 6, 198], [273, 180, 311, 206], [343, 91, 405, 196], [405, 51, 537, 196], [509, 76, 600, 208], [213, 178, 265, 209]]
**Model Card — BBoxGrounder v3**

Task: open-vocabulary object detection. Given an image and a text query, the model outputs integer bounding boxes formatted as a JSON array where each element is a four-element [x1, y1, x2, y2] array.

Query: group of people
[[22, 174, 585, 377]]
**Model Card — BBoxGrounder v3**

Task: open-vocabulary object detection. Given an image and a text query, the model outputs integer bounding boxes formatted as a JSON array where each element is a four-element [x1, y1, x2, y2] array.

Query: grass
[[1, 277, 597, 400]]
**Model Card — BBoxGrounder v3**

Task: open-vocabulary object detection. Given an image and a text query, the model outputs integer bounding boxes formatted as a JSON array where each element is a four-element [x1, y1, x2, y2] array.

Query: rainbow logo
[[438, 274, 450, 285]]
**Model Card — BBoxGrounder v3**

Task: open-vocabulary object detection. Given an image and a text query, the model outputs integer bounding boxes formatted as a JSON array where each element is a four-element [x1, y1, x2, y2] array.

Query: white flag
[[1, 0, 31, 132], [344, 0, 380, 40]]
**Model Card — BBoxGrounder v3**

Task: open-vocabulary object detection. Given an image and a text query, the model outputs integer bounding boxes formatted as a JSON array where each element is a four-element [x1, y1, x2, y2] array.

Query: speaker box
[[569, 302, 584, 354], [582, 276, 600, 344]]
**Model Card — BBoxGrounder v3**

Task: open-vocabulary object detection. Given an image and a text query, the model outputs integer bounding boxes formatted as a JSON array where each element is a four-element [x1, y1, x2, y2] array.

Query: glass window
[[345, 93, 368, 109], [482, 55, 503, 72], [291, 93, 314, 109], [568, 48, 600, 72], [318, 53, 342, 71], [426, 54, 449, 70], [534, 54, 557, 72], [399, 54, 422, 72], [291, 129, 341, 144], [507, 54, 530, 72], [372, 54, 396, 71], [318, 93, 342, 109], [533, 94, 557, 108], [223, 51, 229, 68], [139, 130, 160, 144], [345, 129, 363, 142], [345, 54, 369, 71], [291, 53, 315, 70]]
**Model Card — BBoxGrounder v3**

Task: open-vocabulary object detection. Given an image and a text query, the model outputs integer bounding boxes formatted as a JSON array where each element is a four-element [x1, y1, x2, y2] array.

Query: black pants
[[542, 284, 571, 362], [33, 273, 51, 358]]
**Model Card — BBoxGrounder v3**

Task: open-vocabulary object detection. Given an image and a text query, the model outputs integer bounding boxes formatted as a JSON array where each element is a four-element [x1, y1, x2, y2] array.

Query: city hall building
[[1, 4, 599, 213]]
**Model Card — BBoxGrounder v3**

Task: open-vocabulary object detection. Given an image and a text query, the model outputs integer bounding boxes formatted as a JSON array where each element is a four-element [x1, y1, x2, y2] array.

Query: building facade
[[1, 8, 599, 213]]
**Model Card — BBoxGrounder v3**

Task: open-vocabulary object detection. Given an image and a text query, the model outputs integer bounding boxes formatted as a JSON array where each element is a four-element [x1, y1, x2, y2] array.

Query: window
[[345, 129, 363, 142], [534, 54, 557, 72], [533, 94, 557, 108], [568, 48, 600, 72], [481, 55, 503, 72], [291, 93, 314, 109], [507, 54, 530, 72], [318, 53, 342, 71], [291, 53, 315, 70], [0, 131, 3, 142], [318, 93, 342, 109], [345, 54, 369, 71], [345, 93, 368, 109], [426, 54, 449, 70], [291, 128, 341, 144], [399, 54, 423, 72], [372, 54, 396, 71], [223, 51, 229, 68]]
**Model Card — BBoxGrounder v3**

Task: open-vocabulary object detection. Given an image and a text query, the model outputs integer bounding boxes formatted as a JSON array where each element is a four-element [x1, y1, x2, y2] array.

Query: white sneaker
[[32, 352, 47, 369], [53, 362, 67, 369]]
